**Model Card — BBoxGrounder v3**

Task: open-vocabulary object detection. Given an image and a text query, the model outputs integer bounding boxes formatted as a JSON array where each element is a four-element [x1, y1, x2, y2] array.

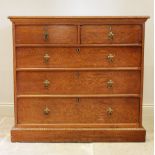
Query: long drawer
[[17, 97, 139, 124], [81, 25, 142, 44], [17, 71, 141, 95], [15, 25, 78, 44], [16, 47, 141, 68]]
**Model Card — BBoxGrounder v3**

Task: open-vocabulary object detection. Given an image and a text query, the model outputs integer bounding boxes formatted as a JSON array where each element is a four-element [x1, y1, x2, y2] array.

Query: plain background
[[0, 0, 153, 115]]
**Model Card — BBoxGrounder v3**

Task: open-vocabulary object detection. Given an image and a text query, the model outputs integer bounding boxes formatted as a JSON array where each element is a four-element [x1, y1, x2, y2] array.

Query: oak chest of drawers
[[9, 16, 149, 142]]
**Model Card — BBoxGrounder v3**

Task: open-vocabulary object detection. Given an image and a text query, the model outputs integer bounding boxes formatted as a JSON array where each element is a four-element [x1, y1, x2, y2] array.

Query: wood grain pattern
[[12, 23, 18, 125], [139, 23, 145, 127], [15, 44, 142, 47], [17, 94, 141, 98], [81, 25, 142, 44], [9, 16, 149, 142], [16, 47, 141, 68], [9, 16, 149, 25], [11, 127, 146, 142], [16, 124, 139, 128], [17, 71, 141, 95], [15, 25, 78, 44], [17, 97, 139, 124], [16, 67, 141, 71]]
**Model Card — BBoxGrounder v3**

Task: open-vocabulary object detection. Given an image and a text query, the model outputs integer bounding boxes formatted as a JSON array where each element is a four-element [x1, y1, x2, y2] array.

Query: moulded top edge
[[8, 16, 150, 19]]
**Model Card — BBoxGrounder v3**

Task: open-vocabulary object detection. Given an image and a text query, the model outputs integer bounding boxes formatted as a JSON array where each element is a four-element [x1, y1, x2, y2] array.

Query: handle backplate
[[107, 107, 113, 116], [44, 107, 50, 115], [107, 80, 114, 88], [44, 53, 50, 63], [107, 54, 114, 63], [43, 80, 50, 88]]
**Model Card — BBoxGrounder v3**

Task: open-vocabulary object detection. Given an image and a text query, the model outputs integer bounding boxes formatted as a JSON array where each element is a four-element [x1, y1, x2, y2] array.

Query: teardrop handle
[[108, 26, 114, 40], [43, 27, 49, 41]]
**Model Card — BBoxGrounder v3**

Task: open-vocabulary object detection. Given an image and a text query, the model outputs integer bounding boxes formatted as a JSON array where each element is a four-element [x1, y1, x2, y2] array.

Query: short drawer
[[16, 47, 141, 68], [15, 25, 78, 44], [17, 71, 141, 95], [81, 25, 142, 44], [17, 97, 139, 124]]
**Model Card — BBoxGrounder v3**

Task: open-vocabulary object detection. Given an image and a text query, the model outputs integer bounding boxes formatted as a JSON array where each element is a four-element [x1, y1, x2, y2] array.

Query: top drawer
[[15, 25, 78, 44], [81, 25, 142, 44]]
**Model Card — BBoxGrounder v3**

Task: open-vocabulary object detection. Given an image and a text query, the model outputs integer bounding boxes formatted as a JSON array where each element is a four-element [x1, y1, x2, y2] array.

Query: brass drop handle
[[44, 53, 50, 63], [108, 26, 114, 40], [107, 107, 113, 116], [44, 107, 50, 115], [107, 80, 114, 88], [43, 80, 50, 88], [76, 48, 80, 54], [44, 31, 49, 41], [107, 54, 114, 63]]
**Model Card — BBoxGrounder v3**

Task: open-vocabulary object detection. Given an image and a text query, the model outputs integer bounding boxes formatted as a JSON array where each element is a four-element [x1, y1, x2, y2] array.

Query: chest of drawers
[[9, 16, 149, 142]]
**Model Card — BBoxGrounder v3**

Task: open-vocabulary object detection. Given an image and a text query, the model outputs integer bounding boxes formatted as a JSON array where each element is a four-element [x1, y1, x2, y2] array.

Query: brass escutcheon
[[76, 48, 80, 54]]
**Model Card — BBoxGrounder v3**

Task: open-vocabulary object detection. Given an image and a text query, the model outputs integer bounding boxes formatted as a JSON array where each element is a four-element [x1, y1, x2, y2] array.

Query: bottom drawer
[[17, 97, 139, 125]]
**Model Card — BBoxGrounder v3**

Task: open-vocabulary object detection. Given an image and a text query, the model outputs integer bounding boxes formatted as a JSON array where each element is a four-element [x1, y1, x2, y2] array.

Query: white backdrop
[[0, 0, 153, 110]]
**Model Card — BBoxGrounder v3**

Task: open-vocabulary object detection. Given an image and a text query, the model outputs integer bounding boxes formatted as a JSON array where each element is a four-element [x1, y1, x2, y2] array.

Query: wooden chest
[[9, 16, 149, 142]]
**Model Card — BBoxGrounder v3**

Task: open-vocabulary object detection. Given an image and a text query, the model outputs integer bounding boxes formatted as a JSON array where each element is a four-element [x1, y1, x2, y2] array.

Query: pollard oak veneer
[[9, 16, 149, 142]]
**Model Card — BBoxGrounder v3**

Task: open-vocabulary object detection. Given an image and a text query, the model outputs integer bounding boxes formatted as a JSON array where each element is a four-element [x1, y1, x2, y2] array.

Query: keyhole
[[75, 71, 80, 78], [76, 97, 80, 103], [76, 48, 80, 54]]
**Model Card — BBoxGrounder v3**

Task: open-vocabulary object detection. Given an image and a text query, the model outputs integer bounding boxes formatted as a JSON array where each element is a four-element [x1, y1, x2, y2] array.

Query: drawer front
[[81, 25, 142, 44], [15, 25, 77, 44], [17, 71, 140, 95], [17, 97, 139, 124], [16, 47, 141, 68]]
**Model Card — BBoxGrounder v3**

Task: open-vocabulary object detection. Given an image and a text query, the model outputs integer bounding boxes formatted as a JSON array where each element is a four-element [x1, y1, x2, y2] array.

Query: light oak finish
[[16, 47, 141, 68], [17, 97, 139, 124], [81, 25, 142, 44], [11, 128, 146, 142], [16, 25, 78, 44], [9, 16, 149, 142], [17, 71, 141, 95]]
